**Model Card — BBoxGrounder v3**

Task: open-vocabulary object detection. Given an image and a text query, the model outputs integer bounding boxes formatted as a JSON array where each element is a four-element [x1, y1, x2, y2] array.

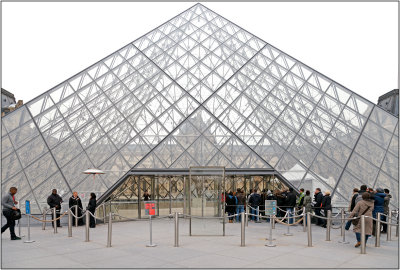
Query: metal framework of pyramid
[[2, 3, 398, 213]]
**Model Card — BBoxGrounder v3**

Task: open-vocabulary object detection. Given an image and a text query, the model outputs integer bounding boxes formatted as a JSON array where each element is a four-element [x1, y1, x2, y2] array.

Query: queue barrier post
[[360, 215, 366, 254]]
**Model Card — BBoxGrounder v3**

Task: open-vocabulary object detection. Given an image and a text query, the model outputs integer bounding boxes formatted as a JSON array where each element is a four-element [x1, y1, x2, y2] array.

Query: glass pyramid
[[2, 3, 398, 213]]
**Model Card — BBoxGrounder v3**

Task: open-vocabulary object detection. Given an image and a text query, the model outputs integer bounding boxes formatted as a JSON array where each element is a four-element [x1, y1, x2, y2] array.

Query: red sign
[[144, 201, 156, 216]]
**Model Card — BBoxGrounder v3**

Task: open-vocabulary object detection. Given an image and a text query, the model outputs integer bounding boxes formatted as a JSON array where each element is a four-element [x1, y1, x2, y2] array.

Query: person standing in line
[[143, 190, 151, 201], [236, 189, 245, 222], [87, 193, 97, 228], [372, 188, 386, 236], [349, 192, 374, 248], [275, 190, 285, 218], [248, 189, 261, 221], [313, 188, 323, 226], [225, 191, 236, 223], [303, 190, 312, 226], [69, 191, 84, 226], [381, 189, 391, 233], [345, 188, 359, 230], [321, 191, 332, 228], [285, 187, 297, 224], [1, 187, 21, 240], [47, 189, 63, 228]]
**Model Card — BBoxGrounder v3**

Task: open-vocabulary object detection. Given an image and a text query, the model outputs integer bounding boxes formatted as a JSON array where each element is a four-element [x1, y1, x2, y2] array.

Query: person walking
[[321, 191, 332, 228], [68, 191, 84, 226], [349, 192, 374, 248], [236, 189, 245, 222], [1, 187, 21, 240], [303, 190, 312, 226], [345, 188, 359, 230], [382, 189, 391, 233], [372, 188, 386, 236], [47, 189, 63, 228], [87, 193, 97, 228], [313, 188, 323, 226]]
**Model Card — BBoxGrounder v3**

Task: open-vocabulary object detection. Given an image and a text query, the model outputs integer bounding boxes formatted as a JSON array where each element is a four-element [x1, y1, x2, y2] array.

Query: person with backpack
[[303, 190, 312, 226], [382, 189, 391, 233], [285, 187, 297, 224], [313, 188, 323, 226], [321, 191, 332, 228], [372, 188, 386, 236]]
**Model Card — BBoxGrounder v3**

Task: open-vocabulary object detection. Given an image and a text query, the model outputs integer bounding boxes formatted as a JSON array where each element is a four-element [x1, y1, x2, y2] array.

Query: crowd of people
[[1, 187, 98, 240]]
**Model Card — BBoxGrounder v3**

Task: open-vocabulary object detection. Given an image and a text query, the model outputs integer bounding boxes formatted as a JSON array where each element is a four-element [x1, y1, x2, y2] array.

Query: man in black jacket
[[248, 189, 261, 221], [313, 188, 323, 226], [47, 189, 63, 227], [285, 187, 297, 224]]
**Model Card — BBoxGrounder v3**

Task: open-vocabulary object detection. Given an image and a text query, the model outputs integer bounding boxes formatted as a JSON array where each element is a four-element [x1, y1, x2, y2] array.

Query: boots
[[354, 242, 361, 248], [229, 219, 233, 223]]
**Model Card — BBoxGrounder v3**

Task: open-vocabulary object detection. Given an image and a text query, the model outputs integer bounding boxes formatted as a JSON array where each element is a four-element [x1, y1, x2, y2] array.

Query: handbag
[[352, 206, 370, 226], [11, 209, 22, 220]]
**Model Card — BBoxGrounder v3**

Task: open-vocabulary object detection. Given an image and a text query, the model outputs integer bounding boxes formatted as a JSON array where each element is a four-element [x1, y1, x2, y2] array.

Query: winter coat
[[297, 192, 305, 207], [313, 192, 323, 208], [236, 192, 246, 205], [285, 191, 297, 208], [349, 199, 374, 235], [349, 193, 358, 211], [87, 198, 96, 213], [225, 195, 236, 213], [321, 195, 332, 211], [384, 194, 392, 214], [249, 193, 261, 207], [47, 193, 63, 210], [303, 195, 312, 213], [373, 192, 386, 218]]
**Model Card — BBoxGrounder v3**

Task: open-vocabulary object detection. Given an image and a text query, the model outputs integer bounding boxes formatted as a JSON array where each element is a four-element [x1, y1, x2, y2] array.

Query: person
[[354, 185, 368, 206], [68, 191, 84, 226], [47, 189, 63, 227], [285, 187, 297, 224], [382, 189, 391, 233], [345, 188, 359, 230], [275, 190, 285, 217], [236, 189, 245, 222], [313, 188, 323, 226], [265, 190, 276, 222], [87, 193, 97, 228], [248, 189, 261, 221], [297, 188, 305, 209], [1, 187, 21, 240], [303, 190, 312, 226], [372, 188, 386, 236], [225, 191, 236, 223], [349, 192, 374, 248], [321, 191, 332, 228], [143, 190, 151, 201], [260, 189, 267, 217]]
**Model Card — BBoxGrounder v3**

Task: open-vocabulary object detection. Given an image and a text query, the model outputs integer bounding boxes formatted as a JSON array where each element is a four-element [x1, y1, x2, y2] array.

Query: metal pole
[[53, 208, 57, 234], [326, 210, 331, 241], [68, 209, 72, 237], [241, 211, 245, 247], [340, 209, 344, 236], [107, 212, 112, 247], [339, 212, 349, 244], [245, 205, 249, 227], [42, 208, 46, 230], [387, 211, 392, 241], [146, 215, 157, 247], [375, 213, 381, 247], [303, 207, 306, 232], [85, 212, 90, 242], [102, 204, 106, 224], [23, 214, 35, 243], [75, 205, 78, 227], [272, 215, 275, 229], [18, 219, 21, 237], [174, 212, 179, 247], [307, 212, 312, 247], [256, 206, 260, 223], [266, 215, 276, 247], [360, 215, 366, 254]]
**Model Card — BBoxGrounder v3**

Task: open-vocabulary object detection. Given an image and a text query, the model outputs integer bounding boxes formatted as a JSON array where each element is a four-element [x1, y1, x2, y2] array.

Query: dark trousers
[[382, 215, 387, 233], [51, 210, 61, 227], [1, 210, 16, 238], [315, 208, 323, 225], [89, 210, 96, 228]]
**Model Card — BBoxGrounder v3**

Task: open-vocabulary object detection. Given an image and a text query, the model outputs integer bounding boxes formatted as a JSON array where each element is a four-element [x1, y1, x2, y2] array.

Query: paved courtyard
[[1, 216, 398, 269]]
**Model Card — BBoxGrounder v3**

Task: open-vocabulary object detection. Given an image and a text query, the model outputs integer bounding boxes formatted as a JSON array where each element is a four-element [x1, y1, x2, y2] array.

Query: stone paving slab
[[1, 217, 398, 269]]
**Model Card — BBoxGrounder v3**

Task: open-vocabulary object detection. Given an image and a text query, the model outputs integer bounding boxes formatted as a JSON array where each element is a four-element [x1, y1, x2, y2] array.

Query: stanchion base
[[255, 221, 261, 223], [24, 240, 35, 243], [338, 241, 350, 244], [146, 244, 157, 247], [284, 233, 293, 236], [265, 243, 276, 247], [265, 238, 276, 240]]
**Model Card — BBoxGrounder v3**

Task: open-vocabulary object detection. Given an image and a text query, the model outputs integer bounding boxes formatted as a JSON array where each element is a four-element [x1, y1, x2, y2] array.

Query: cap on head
[[376, 188, 384, 193]]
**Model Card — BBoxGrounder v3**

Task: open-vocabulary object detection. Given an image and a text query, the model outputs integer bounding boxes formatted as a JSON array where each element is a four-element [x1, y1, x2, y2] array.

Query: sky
[[2, 2, 398, 106]]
